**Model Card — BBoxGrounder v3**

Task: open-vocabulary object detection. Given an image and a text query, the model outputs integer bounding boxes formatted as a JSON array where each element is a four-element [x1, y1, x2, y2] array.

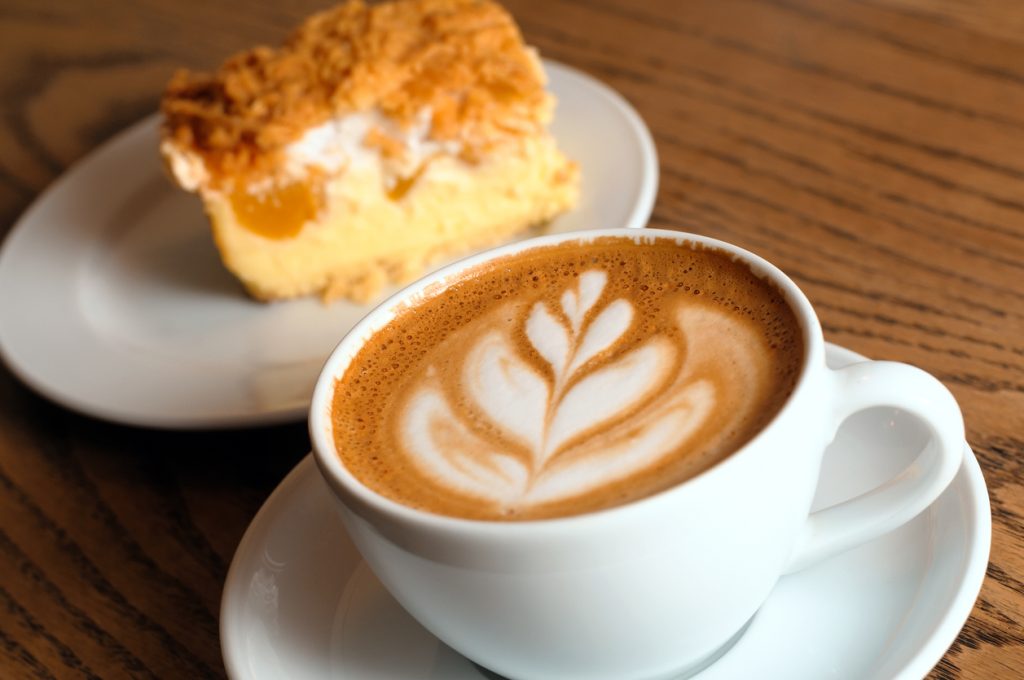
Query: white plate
[[0, 61, 657, 429], [220, 343, 991, 680]]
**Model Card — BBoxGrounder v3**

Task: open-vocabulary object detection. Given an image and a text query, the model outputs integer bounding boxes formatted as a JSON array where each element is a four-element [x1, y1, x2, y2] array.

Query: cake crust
[[161, 0, 551, 190]]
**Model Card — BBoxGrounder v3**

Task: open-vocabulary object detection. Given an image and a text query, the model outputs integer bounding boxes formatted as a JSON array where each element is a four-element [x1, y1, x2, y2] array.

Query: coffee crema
[[331, 237, 804, 520]]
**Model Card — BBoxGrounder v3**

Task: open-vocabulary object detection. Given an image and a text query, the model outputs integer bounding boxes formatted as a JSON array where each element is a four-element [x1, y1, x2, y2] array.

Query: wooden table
[[2, 0, 1021, 677]]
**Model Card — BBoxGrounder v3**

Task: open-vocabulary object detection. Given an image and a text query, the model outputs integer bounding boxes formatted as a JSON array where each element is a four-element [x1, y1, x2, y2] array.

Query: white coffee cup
[[309, 228, 964, 680]]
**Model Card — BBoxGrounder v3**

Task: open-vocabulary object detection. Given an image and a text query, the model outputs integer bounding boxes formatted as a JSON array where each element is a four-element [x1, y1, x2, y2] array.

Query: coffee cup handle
[[784, 360, 965, 574]]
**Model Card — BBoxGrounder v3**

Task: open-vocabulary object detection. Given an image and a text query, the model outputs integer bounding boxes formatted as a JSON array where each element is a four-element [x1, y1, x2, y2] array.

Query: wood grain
[[1, 0, 1022, 677]]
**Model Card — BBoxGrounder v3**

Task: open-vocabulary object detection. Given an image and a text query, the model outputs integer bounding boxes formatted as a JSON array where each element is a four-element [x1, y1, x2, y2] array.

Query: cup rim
[[309, 227, 824, 533]]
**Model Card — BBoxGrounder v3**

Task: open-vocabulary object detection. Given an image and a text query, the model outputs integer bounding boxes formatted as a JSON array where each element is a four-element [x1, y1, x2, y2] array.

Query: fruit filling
[[231, 182, 318, 239]]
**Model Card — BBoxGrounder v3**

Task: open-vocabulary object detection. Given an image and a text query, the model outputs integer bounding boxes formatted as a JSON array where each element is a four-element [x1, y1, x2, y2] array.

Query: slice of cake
[[160, 0, 579, 302]]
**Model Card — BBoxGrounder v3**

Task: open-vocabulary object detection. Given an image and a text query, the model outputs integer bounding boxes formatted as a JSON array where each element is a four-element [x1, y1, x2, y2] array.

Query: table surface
[[2, 0, 1022, 678]]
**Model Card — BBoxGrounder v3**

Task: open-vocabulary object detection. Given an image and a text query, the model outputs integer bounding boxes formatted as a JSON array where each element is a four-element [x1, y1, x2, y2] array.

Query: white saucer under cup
[[0, 61, 657, 429], [221, 344, 989, 680]]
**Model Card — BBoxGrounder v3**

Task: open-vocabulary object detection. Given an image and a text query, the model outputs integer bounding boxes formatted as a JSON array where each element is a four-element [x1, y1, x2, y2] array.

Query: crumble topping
[[161, 0, 552, 190]]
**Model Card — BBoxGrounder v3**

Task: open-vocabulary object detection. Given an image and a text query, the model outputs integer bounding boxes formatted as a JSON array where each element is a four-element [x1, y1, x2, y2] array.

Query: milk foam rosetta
[[332, 238, 804, 520]]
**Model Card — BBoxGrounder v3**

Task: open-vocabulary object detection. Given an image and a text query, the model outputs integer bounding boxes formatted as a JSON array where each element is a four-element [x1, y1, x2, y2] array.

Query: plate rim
[[219, 342, 992, 680], [0, 59, 659, 430]]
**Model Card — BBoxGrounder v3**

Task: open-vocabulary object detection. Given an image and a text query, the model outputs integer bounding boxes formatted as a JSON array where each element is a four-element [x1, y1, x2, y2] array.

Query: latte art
[[400, 270, 758, 513], [332, 237, 803, 520]]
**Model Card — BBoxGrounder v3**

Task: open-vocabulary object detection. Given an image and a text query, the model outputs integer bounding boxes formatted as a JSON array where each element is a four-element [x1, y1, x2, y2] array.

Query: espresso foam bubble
[[332, 237, 804, 521]]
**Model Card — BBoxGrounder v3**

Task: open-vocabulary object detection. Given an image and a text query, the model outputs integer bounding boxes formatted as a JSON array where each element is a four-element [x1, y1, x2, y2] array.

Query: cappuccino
[[331, 236, 803, 520]]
